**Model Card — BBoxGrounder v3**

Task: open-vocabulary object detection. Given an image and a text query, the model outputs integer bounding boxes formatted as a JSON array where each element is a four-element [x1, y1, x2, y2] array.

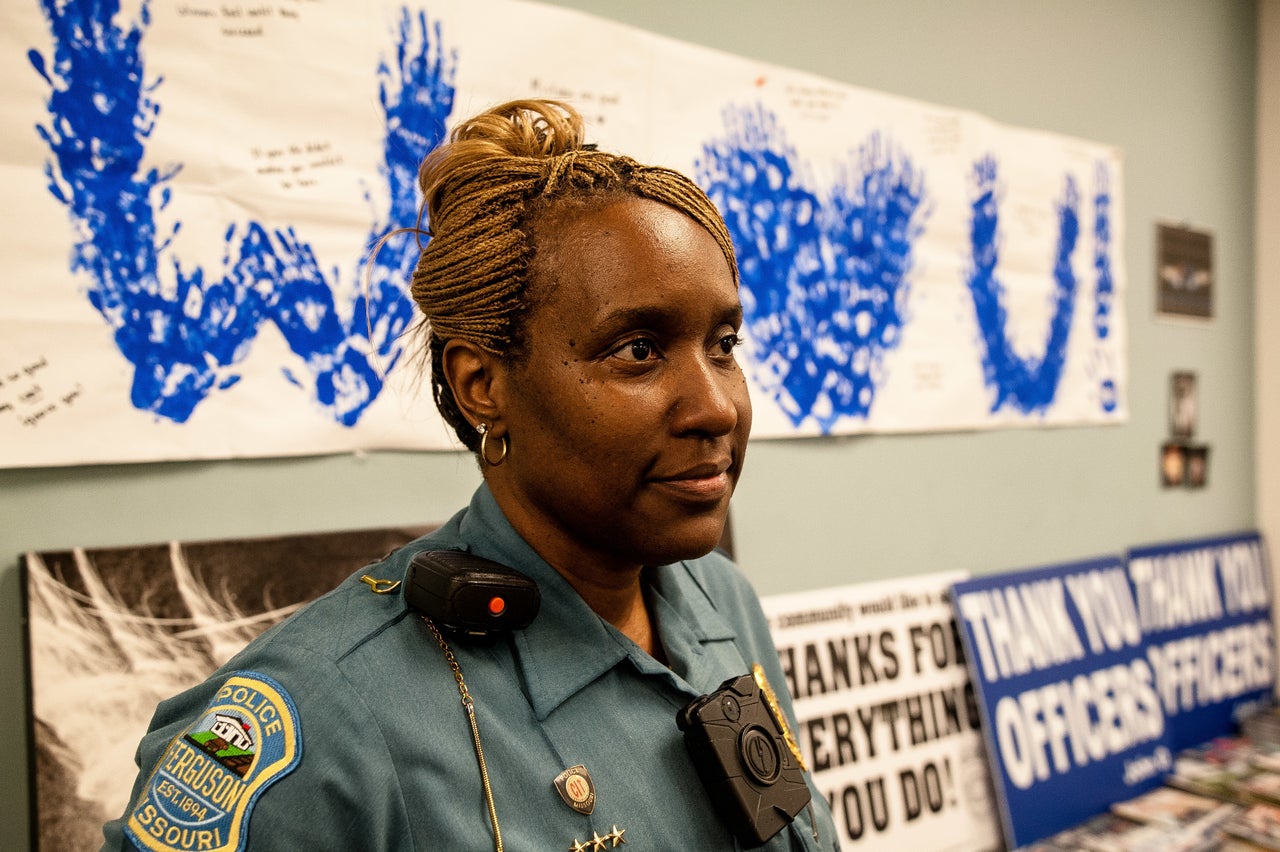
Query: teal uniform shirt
[[104, 485, 839, 851]]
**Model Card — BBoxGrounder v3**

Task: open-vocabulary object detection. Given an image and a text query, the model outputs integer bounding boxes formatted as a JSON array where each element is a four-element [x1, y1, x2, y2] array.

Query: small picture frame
[[1156, 222, 1214, 319], [1169, 371, 1198, 439], [1161, 442, 1187, 488], [1184, 445, 1209, 488]]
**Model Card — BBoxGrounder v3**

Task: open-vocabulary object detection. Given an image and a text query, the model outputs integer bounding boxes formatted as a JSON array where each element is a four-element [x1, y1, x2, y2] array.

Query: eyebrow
[[594, 300, 744, 333]]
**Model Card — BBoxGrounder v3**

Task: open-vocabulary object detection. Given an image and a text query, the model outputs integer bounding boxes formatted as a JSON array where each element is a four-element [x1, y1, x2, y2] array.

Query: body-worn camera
[[404, 550, 540, 635], [677, 669, 812, 847]]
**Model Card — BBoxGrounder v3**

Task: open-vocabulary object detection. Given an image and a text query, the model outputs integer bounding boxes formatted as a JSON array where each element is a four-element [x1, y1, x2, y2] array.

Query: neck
[[555, 562, 662, 658], [486, 477, 664, 657]]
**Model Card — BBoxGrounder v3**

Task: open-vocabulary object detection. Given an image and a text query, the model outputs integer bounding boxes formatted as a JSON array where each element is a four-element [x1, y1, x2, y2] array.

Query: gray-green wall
[[2, 2, 1259, 848]]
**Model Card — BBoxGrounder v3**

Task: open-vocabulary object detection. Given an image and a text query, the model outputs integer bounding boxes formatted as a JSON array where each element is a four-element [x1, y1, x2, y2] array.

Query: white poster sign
[[762, 573, 1001, 851]]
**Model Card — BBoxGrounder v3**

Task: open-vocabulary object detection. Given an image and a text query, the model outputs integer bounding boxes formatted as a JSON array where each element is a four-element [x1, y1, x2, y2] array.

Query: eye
[[610, 336, 660, 362], [715, 333, 743, 356]]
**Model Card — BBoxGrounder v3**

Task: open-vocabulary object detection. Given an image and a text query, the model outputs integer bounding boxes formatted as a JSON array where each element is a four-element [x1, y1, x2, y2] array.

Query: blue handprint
[[29, 0, 454, 424], [1093, 163, 1114, 343], [697, 104, 929, 432], [965, 156, 1081, 415]]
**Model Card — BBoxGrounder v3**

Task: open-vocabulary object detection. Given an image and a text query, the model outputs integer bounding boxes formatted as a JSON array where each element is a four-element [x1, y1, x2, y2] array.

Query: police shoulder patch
[[125, 671, 302, 852]]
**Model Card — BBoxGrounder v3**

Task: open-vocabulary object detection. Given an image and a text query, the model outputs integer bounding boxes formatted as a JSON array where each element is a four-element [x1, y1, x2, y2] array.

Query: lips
[[651, 460, 734, 501]]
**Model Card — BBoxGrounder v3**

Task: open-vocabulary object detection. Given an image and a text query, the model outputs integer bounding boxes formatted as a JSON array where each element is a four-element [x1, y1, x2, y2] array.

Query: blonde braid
[[408, 99, 738, 451]]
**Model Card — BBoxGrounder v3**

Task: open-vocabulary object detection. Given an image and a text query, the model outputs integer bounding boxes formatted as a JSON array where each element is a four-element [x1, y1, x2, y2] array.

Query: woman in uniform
[[104, 99, 838, 852]]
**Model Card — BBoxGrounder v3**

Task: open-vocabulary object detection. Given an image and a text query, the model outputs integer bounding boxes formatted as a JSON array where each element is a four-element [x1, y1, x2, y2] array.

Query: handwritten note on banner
[[762, 573, 1001, 852], [951, 531, 1273, 849], [4, 0, 1126, 466]]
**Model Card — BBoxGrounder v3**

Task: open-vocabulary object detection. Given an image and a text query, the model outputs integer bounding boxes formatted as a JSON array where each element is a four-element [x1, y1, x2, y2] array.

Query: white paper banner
[[3, 0, 1126, 466]]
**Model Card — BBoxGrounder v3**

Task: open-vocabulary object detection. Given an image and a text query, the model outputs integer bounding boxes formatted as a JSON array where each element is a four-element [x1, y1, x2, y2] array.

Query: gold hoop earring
[[476, 423, 508, 466]]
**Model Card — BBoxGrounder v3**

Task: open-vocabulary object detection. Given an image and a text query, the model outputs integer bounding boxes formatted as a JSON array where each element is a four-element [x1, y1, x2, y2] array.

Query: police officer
[[104, 99, 839, 851]]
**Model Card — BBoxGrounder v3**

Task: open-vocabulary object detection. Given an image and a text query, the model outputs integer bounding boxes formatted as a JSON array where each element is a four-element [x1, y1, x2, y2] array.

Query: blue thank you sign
[[952, 556, 1173, 848], [1128, 531, 1273, 751]]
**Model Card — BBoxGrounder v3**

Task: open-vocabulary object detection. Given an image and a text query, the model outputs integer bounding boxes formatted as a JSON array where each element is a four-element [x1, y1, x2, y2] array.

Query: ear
[[442, 339, 507, 432]]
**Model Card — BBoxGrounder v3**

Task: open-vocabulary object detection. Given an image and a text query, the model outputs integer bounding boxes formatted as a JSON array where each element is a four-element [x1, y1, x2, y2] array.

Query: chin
[[648, 516, 731, 565]]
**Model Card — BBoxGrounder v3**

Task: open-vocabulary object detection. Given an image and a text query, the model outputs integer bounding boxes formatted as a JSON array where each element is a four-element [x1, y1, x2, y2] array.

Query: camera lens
[[738, 726, 781, 785], [719, 694, 741, 721]]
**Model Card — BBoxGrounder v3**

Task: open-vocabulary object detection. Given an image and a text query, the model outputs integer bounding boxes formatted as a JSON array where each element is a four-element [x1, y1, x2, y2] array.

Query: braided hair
[[407, 98, 738, 451]]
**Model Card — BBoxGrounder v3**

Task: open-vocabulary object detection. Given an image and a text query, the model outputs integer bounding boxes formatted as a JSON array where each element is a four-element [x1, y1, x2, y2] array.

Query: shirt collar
[[452, 485, 739, 719]]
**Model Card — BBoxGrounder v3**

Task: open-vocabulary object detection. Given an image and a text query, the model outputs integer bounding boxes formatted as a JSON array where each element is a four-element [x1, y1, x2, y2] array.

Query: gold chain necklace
[[419, 614, 504, 852]]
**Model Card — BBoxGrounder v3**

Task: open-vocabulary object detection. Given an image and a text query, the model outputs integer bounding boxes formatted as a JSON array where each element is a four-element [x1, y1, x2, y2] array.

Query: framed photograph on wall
[[1156, 222, 1214, 319], [1185, 445, 1209, 488], [22, 524, 430, 851], [1170, 371, 1198, 439], [1161, 441, 1188, 487]]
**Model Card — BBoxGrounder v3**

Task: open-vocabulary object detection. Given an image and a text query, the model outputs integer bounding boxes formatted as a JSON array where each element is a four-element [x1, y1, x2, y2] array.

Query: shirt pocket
[[775, 802, 842, 852]]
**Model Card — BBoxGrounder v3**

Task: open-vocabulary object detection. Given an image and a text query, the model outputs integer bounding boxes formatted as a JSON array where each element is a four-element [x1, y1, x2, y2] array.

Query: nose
[[670, 352, 745, 438]]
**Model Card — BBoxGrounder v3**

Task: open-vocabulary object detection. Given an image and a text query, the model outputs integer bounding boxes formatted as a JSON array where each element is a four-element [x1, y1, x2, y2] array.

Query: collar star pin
[[553, 764, 595, 815], [568, 828, 626, 851]]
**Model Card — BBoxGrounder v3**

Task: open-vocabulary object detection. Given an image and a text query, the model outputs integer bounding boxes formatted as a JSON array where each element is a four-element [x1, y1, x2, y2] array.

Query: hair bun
[[452, 99, 586, 157], [418, 99, 584, 229]]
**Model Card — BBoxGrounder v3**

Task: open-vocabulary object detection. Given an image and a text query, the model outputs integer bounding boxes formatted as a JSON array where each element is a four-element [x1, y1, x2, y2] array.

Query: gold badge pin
[[553, 764, 596, 815], [752, 663, 809, 772]]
